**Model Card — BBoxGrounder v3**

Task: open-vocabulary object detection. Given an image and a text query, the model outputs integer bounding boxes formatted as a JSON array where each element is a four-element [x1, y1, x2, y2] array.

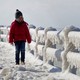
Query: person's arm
[[25, 24, 31, 43], [9, 23, 14, 44]]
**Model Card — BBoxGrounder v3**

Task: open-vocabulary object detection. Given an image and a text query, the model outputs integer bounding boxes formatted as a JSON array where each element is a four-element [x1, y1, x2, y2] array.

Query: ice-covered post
[[35, 27, 44, 57], [61, 26, 80, 72], [62, 27, 71, 49], [61, 42, 75, 72], [43, 27, 49, 62], [27, 25, 36, 52], [34, 27, 39, 57], [43, 27, 57, 63]]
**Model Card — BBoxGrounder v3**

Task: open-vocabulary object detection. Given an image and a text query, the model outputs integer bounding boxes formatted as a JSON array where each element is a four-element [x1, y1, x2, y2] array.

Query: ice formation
[[1, 25, 80, 79]]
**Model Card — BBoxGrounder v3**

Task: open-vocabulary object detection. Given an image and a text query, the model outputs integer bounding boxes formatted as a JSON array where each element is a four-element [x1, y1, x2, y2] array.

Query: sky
[[0, 0, 80, 29]]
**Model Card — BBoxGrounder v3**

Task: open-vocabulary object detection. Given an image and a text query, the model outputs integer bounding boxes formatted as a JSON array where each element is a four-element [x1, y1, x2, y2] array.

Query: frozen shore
[[0, 42, 80, 80]]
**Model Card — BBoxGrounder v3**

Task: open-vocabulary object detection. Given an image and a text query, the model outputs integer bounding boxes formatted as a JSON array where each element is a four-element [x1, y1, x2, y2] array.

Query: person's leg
[[20, 41, 25, 64], [15, 41, 20, 65]]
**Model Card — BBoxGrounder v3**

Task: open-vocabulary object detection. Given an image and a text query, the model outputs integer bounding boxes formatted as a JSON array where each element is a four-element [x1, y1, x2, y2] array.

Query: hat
[[15, 9, 23, 19]]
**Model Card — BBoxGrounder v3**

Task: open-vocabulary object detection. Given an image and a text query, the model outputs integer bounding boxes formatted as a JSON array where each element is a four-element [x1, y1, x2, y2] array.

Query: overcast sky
[[0, 0, 80, 29]]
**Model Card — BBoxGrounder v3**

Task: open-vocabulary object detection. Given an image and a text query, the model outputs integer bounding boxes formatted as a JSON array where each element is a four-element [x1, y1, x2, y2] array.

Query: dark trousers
[[15, 41, 25, 64]]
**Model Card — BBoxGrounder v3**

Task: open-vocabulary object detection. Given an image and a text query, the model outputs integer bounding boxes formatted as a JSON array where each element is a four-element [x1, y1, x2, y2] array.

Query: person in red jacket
[[9, 9, 31, 65]]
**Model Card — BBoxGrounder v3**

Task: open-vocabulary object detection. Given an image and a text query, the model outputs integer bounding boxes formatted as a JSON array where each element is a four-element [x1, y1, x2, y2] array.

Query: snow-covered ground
[[0, 42, 80, 80]]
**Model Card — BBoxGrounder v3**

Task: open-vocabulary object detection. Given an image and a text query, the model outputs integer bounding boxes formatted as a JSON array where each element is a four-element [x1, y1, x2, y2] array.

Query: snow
[[67, 51, 80, 68], [0, 42, 80, 80], [0, 26, 80, 80], [37, 30, 45, 44], [29, 41, 36, 51], [47, 31, 59, 44], [68, 31, 80, 49], [29, 28, 36, 42], [46, 47, 62, 62], [37, 44, 44, 56]]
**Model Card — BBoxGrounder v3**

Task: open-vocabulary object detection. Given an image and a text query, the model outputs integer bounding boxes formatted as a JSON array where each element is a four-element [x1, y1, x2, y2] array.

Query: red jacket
[[9, 20, 31, 43]]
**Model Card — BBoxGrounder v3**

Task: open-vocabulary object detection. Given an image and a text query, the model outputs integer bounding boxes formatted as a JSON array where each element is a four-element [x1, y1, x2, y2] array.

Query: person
[[9, 9, 31, 65]]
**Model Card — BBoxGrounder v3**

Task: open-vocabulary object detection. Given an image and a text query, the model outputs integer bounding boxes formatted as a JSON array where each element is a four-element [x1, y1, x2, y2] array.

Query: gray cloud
[[0, 0, 80, 29]]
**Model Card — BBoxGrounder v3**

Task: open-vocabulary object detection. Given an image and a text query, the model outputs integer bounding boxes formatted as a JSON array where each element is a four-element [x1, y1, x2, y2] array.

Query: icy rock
[[17, 66, 27, 71]]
